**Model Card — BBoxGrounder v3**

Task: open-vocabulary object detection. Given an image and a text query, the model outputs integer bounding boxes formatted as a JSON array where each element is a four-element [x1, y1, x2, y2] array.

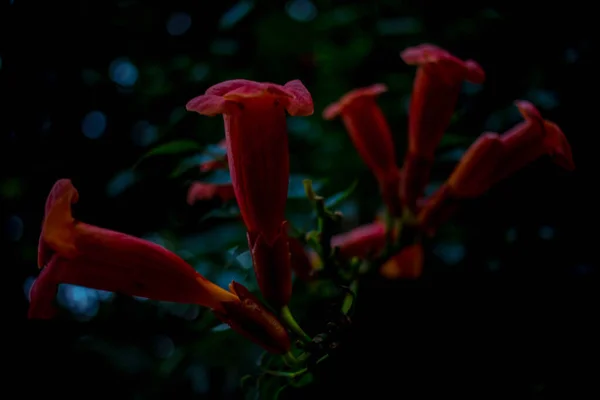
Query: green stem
[[263, 367, 308, 378], [341, 280, 358, 315], [282, 351, 299, 367], [280, 306, 311, 342]]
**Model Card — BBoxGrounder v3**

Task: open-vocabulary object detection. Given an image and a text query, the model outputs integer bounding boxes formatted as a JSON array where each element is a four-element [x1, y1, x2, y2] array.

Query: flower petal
[[38, 179, 80, 268], [283, 80, 314, 116], [186, 94, 231, 116]]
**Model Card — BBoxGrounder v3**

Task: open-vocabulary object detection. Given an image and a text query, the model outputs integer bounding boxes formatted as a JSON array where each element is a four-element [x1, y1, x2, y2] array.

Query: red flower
[[418, 100, 574, 233], [400, 44, 485, 212], [187, 182, 236, 205], [323, 84, 402, 215], [186, 79, 313, 309], [380, 243, 423, 279], [30, 179, 290, 353], [330, 221, 387, 260]]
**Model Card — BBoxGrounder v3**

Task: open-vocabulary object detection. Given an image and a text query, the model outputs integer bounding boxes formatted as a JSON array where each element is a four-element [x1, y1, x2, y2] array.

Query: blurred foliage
[[2, 0, 598, 398]]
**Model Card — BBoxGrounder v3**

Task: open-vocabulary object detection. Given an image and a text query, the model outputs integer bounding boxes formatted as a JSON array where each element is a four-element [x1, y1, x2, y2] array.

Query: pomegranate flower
[[400, 44, 485, 212], [418, 100, 574, 233], [323, 84, 402, 216], [186, 79, 313, 309], [30, 179, 290, 354]]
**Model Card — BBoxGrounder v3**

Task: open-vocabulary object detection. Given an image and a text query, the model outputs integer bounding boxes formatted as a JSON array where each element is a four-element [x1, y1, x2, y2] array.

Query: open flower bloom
[[323, 84, 402, 216], [380, 243, 423, 279], [200, 139, 228, 172], [418, 100, 575, 233], [30, 179, 290, 354], [187, 182, 236, 205], [330, 221, 387, 260], [400, 44, 485, 212], [186, 79, 313, 309]]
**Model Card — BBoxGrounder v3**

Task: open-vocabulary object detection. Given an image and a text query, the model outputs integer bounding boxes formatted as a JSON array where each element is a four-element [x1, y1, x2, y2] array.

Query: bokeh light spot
[[167, 12, 192, 36], [191, 63, 210, 81], [506, 227, 518, 243], [376, 17, 422, 35], [57, 284, 100, 320], [187, 364, 210, 394], [153, 335, 175, 359], [109, 58, 138, 87], [433, 242, 465, 265], [285, 0, 317, 22], [219, 1, 254, 29], [5, 215, 24, 241], [210, 39, 238, 55], [82, 110, 107, 139], [106, 170, 136, 197], [131, 120, 158, 147], [538, 225, 555, 240], [211, 323, 231, 332]]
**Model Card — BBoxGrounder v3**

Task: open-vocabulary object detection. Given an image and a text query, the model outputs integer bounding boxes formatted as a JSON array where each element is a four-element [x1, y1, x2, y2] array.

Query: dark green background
[[3, 0, 597, 398]]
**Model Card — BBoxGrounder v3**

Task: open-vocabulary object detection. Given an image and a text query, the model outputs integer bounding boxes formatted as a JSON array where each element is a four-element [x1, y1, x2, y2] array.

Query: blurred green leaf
[[438, 133, 473, 150], [290, 372, 314, 388], [136, 140, 203, 168], [199, 205, 240, 223], [325, 180, 358, 209], [257, 374, 287, 400]]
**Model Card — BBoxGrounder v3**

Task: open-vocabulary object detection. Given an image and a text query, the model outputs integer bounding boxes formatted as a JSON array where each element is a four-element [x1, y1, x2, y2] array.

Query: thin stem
[[263, 367, 308, 378], [282, 351, 299, 367], [280, 306, 311, 343], [341, 279, 358, 315]]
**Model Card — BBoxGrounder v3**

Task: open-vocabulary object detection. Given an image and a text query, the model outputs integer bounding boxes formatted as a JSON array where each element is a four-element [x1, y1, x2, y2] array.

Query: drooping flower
[[330, 221, 387, 260], [323, 84, 402, 216], [186, 79, 314, 309], [418, 100, 574, 233], [187, 182, 236, 205], [29, 179, 290, 353], [400, 43, 485, 212]]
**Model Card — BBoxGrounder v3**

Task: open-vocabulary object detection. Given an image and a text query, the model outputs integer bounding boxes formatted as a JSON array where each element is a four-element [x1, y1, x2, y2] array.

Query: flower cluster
[[28, 44, 574, 366]]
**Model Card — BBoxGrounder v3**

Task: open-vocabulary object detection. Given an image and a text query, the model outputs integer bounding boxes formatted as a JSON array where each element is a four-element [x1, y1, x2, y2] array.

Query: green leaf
[[199, 206, 240, 223], [257, 375, 288, 400], [136, 140, 202, 167], [290, 372, 314, 388], [240, 375, 256, 392], [324, 180, 358, 209]]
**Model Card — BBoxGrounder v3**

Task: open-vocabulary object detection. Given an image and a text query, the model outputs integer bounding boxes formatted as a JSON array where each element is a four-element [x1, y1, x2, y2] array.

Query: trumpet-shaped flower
[[186, 79, 313, 309], [29, 179, 290, 353]]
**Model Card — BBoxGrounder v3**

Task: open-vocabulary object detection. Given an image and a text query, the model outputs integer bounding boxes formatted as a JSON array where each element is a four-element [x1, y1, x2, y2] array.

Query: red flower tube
[[187, 182, 236, 205], [418, 100, 574, 233], [400, 43, 485, 212], [330, 221, 387, 260], [323, 84, 402, 215], [186, 79, 313, 309], [29, 179, 291, 354]]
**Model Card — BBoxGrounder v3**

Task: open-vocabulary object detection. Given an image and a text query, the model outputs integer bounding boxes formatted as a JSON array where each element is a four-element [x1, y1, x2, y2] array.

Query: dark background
[[2, 0, 598, 398]]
